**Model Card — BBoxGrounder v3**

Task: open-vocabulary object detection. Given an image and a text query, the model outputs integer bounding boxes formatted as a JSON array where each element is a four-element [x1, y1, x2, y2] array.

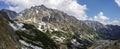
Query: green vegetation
[[16, 23, 58, 49], [51, 31, 73, 43]]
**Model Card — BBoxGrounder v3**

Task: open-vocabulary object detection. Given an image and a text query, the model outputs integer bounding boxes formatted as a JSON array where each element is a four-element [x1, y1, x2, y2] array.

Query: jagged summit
[[30, 5, 48, 10]]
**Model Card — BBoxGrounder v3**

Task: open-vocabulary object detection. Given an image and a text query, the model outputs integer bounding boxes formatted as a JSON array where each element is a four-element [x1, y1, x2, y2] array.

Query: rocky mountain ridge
[[83, 20, 120, 39], [15, 5, 103, 49]]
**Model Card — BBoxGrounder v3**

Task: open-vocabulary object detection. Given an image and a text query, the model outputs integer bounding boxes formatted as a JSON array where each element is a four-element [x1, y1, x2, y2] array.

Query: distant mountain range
[[83, 20, 120, 39], [0, 5, 120, 49]]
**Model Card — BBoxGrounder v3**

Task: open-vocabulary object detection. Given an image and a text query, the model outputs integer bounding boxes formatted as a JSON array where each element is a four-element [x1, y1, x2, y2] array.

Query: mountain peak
[[30, 5, 48, 10], [17, 5, 102, 41], [40, 5, 47, 8]]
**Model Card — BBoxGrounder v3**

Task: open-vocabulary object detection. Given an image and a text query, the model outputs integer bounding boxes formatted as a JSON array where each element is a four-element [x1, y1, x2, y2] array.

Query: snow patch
[[71, 39, 76, 43], [33, 17, 37, 23], [21, 47, 27, 49], [9, 22, 26, 31], [54, 28, 58, 31], [37, 22, 46, 31], [9, 22, 18, 30], [19, 40, 42, 49], [36, 10, 39, 13], [21, 28, 26, 30], [19, 13, 23, 16], [51, 35, 65, 43], [71, 39, 81, 46], [15, 22, 24, 28], [37, 21, 59, 32]]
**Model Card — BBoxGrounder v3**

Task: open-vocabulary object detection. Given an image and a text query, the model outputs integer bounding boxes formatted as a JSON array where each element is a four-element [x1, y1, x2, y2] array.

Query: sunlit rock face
[[15, 5, 103, 49], [0, 5, 104, 49], [16, 5, 102, 40]]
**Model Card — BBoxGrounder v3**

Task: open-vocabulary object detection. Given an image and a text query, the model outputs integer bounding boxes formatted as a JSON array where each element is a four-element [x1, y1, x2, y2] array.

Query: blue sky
[[78, 0, 120, 20], [0, 0, 120, 25], [0, 1, 8, 9]]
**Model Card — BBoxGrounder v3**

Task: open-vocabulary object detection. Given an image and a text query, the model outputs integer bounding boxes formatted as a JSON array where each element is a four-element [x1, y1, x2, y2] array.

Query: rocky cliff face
[[17, 5, 102, 40]]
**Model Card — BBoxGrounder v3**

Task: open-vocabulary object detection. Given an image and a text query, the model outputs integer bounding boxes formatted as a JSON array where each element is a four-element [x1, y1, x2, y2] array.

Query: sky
[[0, 0, 120, 25]]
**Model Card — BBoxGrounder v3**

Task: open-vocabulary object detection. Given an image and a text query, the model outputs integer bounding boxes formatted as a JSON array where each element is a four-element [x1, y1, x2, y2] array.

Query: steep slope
[[15, 5, 104, 49], [83, 20, 120, 39], [0, 10, 59, 49], [15, 23, 58, 49], [0, 10, 19, 49]]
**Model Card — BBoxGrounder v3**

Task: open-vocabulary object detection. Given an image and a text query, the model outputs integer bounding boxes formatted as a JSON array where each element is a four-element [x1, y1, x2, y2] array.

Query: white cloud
[[2, 0, 87, 20], [94, 12, 109, 21], [93, 12, 109, 25], [92, 12, 120, 26], [108, 20, 120, 26], [115, 0, 120, 7], [2, 0, 120, 25]]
